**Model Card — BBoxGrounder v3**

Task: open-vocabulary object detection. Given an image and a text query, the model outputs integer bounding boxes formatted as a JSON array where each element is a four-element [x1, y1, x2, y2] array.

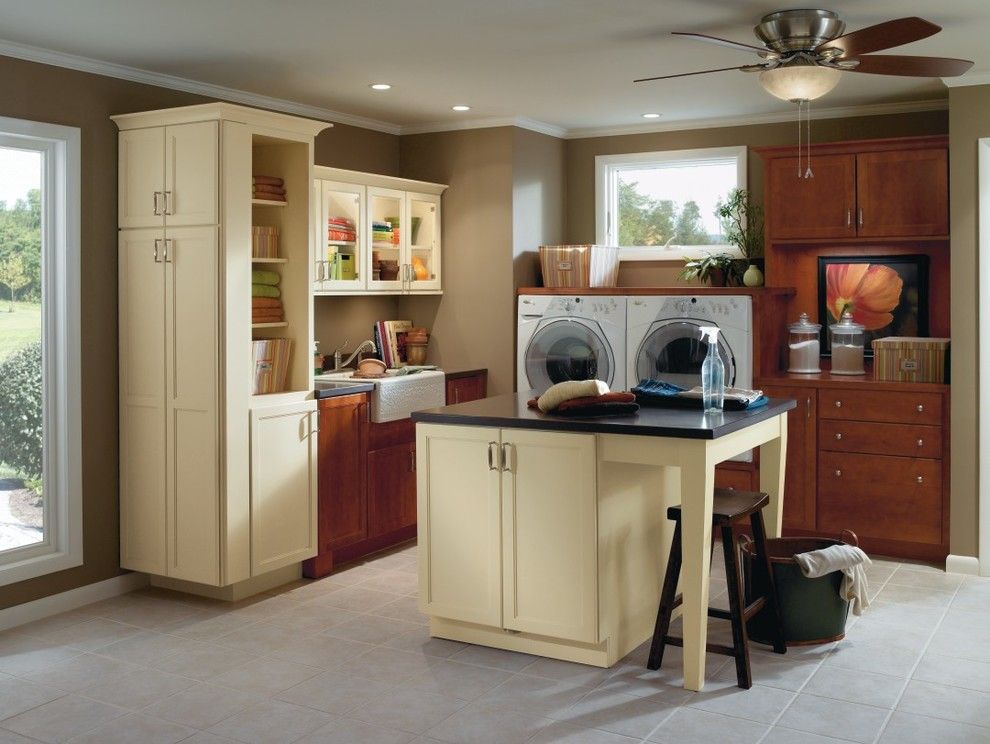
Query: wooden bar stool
[[647, 488, 786, 689]]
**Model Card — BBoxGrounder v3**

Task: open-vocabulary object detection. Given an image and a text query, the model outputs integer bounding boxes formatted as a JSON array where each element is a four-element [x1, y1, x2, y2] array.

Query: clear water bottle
[[700, 326, 724, 413]]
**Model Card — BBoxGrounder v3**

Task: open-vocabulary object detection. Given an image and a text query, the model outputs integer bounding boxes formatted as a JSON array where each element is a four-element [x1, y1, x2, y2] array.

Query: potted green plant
[[716, 188, 765, 287], [679, 252, 743, 287]]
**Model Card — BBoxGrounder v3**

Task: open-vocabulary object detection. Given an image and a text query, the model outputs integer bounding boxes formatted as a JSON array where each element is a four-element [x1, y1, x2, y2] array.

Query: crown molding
[[0, 38, 403, 135], [563, 98, 949, 140], [399, 116, 567, 138], [942, 72, 990, 88]]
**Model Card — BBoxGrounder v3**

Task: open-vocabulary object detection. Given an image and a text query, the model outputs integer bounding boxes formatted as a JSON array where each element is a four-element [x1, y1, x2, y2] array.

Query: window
[[595, 146, 747, 260], [0, 116, 81, 586]]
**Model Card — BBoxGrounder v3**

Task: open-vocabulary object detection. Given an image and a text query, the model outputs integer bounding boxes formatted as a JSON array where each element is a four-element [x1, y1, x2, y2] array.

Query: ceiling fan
[[635, 10, 973, 100]]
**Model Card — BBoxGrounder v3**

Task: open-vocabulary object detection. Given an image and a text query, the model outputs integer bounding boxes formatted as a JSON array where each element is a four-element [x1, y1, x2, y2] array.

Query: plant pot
[[708, 268, 727, 287]]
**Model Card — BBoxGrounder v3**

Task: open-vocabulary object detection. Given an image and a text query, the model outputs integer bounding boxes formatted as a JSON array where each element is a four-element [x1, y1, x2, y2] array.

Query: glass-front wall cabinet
[[315, 180, 364, 292], [407, 192, 441, 292], [367, 186, 406, 293]]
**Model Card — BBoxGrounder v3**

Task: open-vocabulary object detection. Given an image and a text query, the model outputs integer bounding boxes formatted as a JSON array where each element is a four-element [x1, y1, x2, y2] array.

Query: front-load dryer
[[517, 294, 626, 394]]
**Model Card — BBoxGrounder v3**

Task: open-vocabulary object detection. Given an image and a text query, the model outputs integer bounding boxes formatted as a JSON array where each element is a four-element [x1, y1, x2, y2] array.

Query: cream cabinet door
[[250, 400, 319, 575], [406, 192, 441, 292], [501, 430, 598, 643], [164, 121, 219, 227], [164, 226, 221, 584], [417, 424, 502, 627], [119, 128, 164, 229], [119, 228, 167, 574]]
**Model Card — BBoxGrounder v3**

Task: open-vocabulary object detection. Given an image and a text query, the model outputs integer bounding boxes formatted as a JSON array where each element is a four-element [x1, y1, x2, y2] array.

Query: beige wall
[[566, 110, 948, 285], [948, 85, 990, 559], [512, 128, 566, 289], [398, 128, 516, 394], [0, 54, 397, 610]]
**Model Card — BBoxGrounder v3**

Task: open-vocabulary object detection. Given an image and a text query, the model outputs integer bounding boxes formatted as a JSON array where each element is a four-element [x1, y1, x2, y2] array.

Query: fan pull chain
[[796, 100, 802, 178], [805, 99, 814, 178]]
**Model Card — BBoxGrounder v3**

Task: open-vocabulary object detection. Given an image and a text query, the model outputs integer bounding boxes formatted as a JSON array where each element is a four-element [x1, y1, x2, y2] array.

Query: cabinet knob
[[834, 432, 843, 441], [834, 400, 842, 408], [917, 404, 924, 413], [835, 469, 842, 477], [917, 439, 924, 448], [916, 475, 924, 484]]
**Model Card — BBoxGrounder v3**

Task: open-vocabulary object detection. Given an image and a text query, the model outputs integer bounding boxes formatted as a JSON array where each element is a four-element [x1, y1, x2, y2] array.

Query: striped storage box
[[252, 338, 292, 394], [251, 226, 279, 259], [539, 245, 620, 288], [871, 337, 949, 383]]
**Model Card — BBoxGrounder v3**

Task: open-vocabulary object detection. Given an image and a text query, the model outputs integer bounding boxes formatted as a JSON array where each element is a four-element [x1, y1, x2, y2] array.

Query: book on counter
[[252, 338, 292, 394], [374, 319, 413, 368]]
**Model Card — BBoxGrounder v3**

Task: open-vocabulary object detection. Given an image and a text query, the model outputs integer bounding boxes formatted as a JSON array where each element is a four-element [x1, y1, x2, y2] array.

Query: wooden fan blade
[[818, 17, 940, 57], [672, 32, 768, 54], [634, 66, 751, 83], [845, 55, 973, 77]]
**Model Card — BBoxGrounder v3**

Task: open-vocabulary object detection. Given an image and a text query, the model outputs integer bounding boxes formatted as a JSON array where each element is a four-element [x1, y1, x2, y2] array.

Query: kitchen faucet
[[330, 339, 377, 371]]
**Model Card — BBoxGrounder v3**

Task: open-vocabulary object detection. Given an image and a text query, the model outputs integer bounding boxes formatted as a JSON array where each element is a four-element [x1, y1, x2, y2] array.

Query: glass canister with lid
[[829, 310, 866, 375], [788, 312, 822, 373]]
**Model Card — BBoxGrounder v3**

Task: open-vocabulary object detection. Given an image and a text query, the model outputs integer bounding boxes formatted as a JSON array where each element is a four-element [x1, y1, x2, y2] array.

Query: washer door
[[524, 318, 613, 392], [634, 319, 736, 389]]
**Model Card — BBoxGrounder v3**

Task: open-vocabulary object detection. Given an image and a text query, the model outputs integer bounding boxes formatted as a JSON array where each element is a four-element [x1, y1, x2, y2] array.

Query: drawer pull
[[917, 439, 924, 448], [834, 400, 842, 408], [835, 469, 842, 477], [917, 404, 924, 413], [917, 476, 924, 484], [834, 432, 843, 441]]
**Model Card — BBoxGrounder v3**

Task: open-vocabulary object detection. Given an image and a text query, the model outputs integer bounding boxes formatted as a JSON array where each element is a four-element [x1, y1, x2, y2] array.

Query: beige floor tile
[[24, 653, 138, 693], [37, 618, 144, 653], [321, 563, 386, 586], [91, 598, 207, 631], [18, 611, 97, 639], [950, 579, 990, 612], [226, 594, 304, 621], [711, 653, 821, 692], [1, 694, 127, 743], [213, 621, 299, 654], [821, 636, 924, 678], [265, 603, 361, 635], [336, 646, 436, 683], [449, 645, 538, 673], [269, 635, 373, 671], [802, 665, 905, 708], [65, 712, 196, 744], [520, 658, 613, 687], [362, 550, 415, 571], [426, 700, 554, 744], [775, 693, 889, 744], [358, 570, 420, 596], [157, 613, 259, 643], [92, 630, 200, 666], [295, 717, 416, 744], [149, 641, 258, 680], [208, 699, 332, 744], [850, 600, 945, 632], [276, 670, 394, 714], [348, 687, 466, 734], [0, 675, 66, 720], [322, 615, 417, 646], [762, 728, 855, 744], [78, 667, 197, 710], [477, 673, 593, 718], [0, 730, 43, 743], [314, 586, 400, 613], [873, 583, 955, 609], [0, 633, 81, 676], [878, 710, 990, 744], [384, 627, 468, 658], [549, 686, 687, 739], [277, 579, 347, 602], [913, 651, 990, 693], [898, 678, 990, 728], [886, 567, 965, 591], [685, 681, 796, 724], [405, 659, 514, 701], [648, 706, 768, 744], [143, 683, 261, 729], [530, 721, 641, 743], [372, 596, 429, 625], [210, 656, 323, 696], [926, 622, 990, 664]]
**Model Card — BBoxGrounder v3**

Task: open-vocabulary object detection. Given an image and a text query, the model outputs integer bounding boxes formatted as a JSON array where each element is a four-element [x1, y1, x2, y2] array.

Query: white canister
[[788, 313, 822, 373]]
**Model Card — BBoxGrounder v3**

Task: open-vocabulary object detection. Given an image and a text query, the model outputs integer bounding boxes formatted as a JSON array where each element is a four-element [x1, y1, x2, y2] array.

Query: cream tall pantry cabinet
[[114, 103, 329, 591]]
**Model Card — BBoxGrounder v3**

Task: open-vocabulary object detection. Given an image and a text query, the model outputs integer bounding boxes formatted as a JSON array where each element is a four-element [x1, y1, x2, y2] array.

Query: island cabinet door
[[417, 424, 503, 627], [501, 430, 598, 644]]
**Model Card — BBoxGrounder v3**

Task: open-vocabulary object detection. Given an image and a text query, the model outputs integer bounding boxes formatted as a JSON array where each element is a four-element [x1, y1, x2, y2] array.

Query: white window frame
[[0, 116, 82, 587], [595, 145, 747, 261]]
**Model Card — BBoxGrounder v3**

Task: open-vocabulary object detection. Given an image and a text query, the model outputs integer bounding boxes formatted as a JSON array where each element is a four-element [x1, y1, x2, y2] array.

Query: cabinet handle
[[834, 432, 843, 441], [806, 397, 811, 420], [835, 469, 842, 477], [154, 238, 163, 263], [500, 443, 512, 473], [153, 191, 163, 216], [163, 238, 173, 263], [846, 209, 852, 228], [834, 400, 842, 408], [163, 191, 173, 215], [487, 441, 498, 471], [917, 404, 924, 413], [409, 449, 416, 473], [857, 208, 864, 227], [916, 475, 924, 484]]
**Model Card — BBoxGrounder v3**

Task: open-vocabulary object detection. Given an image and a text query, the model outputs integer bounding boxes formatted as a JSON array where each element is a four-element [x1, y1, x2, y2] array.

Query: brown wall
[[398, 128, 516, 394], [948, 85, 990, 559], [0, 53, 397, 610], [566, 110, 948, 286], [512, 128, 566, 289]]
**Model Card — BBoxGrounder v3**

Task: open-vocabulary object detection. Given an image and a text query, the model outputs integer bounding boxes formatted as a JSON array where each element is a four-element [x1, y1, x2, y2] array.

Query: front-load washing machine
[[517, 294, 626, 394]]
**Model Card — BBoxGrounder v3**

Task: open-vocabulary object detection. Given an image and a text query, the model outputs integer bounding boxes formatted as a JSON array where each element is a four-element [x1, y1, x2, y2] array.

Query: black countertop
[[314, 380, 376, 399], [412, 393, 796, 440]]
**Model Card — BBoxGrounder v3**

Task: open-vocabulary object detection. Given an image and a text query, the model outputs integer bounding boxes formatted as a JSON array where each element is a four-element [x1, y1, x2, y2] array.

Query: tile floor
[[0, 544, 988, 743]]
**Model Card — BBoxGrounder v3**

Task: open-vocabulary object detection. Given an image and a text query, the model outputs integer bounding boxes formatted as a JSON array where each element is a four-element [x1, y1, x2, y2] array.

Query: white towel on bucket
[[793, 544, 872, 616]]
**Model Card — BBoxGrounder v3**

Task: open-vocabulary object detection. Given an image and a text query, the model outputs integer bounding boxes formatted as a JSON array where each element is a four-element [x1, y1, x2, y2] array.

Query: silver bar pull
[[500, 443, 512, 473], [154, 238, 163, 263], [163, 191, 173, 215], [487, 441, 498, 471], [846, 209, 852, 228], [153, 191, 162, 216], [857, 207, 864, 227], [163, 238, 173, 263], [410, 449, 416, 473]]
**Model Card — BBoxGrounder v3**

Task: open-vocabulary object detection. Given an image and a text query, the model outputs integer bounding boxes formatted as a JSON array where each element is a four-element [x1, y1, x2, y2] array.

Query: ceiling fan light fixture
[[758, 63, 841, 101]]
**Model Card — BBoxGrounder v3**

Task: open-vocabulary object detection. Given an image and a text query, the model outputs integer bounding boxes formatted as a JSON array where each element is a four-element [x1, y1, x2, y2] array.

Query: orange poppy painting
[[818, 256, 929, 354]]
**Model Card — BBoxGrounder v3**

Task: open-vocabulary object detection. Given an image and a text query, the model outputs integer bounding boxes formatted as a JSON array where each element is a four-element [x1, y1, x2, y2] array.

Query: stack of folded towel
[[527, 380, 639, 418], [252, 270, 282, 322], [372, 220, 393, 246], [328, 216, 356, 242], [253, 175, 286, 201]]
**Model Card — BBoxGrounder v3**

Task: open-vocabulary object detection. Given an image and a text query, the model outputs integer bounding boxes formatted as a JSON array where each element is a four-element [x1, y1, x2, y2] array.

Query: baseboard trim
[[0, 572, 149, 632], [946, 554, 981, 576]]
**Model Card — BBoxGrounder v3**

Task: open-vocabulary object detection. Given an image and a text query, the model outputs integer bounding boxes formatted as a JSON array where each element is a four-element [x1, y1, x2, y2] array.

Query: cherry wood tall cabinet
[[755, 135, 951, 561]]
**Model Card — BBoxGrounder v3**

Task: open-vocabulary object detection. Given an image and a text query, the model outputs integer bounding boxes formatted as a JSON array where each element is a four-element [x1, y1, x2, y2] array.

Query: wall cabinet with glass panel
[[313, 166, 446, 296]]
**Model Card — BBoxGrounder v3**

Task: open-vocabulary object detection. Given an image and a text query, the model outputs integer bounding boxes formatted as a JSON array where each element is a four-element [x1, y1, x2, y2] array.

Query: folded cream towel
[[794, 544, 872, 616], [536, 379, 609, 413]]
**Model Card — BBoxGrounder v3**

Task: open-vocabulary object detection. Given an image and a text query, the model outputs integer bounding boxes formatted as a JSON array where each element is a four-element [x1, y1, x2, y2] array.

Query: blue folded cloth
[[631, 379, 686, 397], [632, 379, 768, 411]]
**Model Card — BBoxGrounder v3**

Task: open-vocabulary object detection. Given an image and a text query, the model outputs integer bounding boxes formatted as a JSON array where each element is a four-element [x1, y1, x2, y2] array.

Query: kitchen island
[[412, 393, 795, 691]]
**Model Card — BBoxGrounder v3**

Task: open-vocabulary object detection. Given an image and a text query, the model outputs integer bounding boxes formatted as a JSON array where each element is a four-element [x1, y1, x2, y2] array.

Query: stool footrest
[[661, 635, 735, 657]]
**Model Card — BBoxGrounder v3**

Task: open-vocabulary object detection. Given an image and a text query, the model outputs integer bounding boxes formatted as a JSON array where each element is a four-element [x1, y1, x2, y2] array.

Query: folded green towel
[[251, 270, 281, 286], [252, 283, 281, 298]]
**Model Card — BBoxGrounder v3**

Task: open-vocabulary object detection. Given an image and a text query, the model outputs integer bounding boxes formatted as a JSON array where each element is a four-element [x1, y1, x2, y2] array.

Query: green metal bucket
[[741, 532, 856, 646]]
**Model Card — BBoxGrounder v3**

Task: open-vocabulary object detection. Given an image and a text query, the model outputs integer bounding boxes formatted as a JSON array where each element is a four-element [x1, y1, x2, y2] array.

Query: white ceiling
[[0, 0, 986, 136]]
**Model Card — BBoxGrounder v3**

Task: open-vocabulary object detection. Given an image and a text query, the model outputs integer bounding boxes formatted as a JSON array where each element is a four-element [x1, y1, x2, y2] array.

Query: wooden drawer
[[818, 389, 942, 425], [818, 451, 942, 545], [819, 420, 941, 459]]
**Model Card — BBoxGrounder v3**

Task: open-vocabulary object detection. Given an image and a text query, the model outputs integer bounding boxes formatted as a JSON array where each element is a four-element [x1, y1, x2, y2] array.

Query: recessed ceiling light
[[451, 105, 471, 112], [642, 113, 661, 119], [369, 83, 392, 90]]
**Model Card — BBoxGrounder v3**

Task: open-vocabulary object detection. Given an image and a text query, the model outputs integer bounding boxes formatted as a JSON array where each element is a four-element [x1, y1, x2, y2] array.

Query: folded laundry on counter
[[794, 544, 872, 616], [527, 393, 639, 418], [253, 175, 284, 186], [252, 283, 281, 299], [632, 379, 768, 411], [535, 379, 610, 413], [251, 270, 281, 286], [251, 297, 282, 309]]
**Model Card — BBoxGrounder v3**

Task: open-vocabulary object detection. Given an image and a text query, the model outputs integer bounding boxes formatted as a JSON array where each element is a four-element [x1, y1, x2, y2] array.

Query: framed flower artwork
[[817, 255, 930, 356]]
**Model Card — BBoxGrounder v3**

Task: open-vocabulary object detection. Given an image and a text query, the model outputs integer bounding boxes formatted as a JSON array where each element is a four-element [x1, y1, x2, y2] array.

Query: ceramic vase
[[743, 263, 765, 287]]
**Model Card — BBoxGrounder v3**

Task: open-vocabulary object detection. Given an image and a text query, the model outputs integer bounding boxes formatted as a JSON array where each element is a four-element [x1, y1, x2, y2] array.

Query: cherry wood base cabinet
[[445, 369, 488, 405]]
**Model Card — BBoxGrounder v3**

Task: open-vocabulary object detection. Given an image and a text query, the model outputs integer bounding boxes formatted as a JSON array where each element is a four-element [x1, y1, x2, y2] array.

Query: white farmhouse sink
[[316, 369, 446, 423]]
